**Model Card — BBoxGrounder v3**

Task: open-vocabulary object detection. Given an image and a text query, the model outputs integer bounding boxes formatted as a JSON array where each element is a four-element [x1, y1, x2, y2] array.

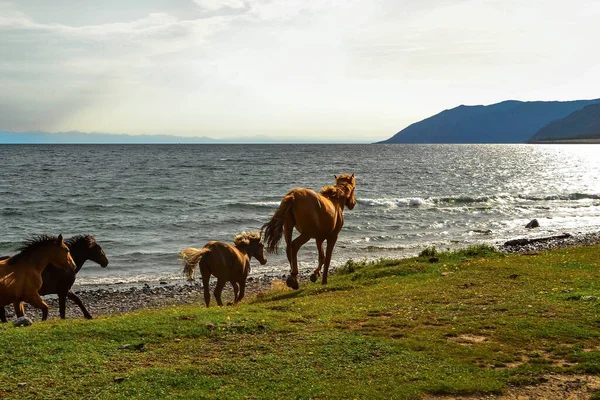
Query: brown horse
[[0, 234, 109, 321], [0, 235, 76, 322], [262, 174, 356, 289], [180, 232, 267, 307]]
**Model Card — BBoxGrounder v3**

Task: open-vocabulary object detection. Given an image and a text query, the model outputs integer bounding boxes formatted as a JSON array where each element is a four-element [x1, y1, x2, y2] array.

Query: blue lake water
[[0, 144, 598, 287]]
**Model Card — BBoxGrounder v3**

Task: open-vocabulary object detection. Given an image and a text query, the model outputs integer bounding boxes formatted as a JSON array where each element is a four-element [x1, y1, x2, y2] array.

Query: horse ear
[[57, 234, 63, 242], [334, 175, 338, 180], [351, 173, 354, 178]]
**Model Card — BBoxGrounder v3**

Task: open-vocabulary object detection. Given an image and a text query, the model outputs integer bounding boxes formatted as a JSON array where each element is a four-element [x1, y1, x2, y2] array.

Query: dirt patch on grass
[[424, 374, 600, 399], [499, 350, 576, 370], [446, 334, 489, 345]]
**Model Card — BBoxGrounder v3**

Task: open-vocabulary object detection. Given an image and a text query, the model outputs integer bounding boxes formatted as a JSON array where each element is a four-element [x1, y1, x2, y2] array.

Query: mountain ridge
[[528, 103, 600, 142], [379, 98, 600, 144]]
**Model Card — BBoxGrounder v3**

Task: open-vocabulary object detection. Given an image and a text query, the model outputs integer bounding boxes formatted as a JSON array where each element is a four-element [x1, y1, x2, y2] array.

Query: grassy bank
[[2, 244, 600, 399]]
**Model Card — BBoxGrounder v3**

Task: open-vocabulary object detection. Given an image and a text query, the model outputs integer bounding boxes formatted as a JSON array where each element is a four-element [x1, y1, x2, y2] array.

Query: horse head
[[87, 237, 109, 268], [335, 173, 356, 210], [66, 235, 109, 268], [52, 234, 77, 271], [234, 232, 267, 265]]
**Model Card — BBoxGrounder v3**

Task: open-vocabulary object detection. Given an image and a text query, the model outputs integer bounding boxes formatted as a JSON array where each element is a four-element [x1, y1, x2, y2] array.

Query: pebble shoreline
[[8, 231, 600, 322], [498, 231, 600, 254]]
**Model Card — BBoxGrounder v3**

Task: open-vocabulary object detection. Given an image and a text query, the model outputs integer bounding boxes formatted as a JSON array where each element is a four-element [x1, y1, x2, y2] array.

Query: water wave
[[119, 251, 176, 257], [357, 192, 600, 208], [358, 198, 432, 207], [247, 201, 281, 208], [435, 196, 493, 204], [517, 193, 600, 201], [0, 208, 25, 216], [223, 201, 280, 210], [75, 273, 185, 287], [349, 234, 407, 243], [363, 244, 408, 251], [0, 241, 21, 254]]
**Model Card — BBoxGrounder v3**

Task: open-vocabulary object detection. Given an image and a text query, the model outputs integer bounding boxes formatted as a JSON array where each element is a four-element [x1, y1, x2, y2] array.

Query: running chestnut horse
[[262, 174, 356, 289], [180, 231, 267, 307], [0, 234, 76, 322], [0, 234, 109, 321]]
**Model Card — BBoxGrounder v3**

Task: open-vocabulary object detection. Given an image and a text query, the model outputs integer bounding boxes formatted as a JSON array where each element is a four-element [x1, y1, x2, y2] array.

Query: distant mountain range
[[0, 131, 220, 144], [379, 98, 600, 144], [0, 131, 359, 144]]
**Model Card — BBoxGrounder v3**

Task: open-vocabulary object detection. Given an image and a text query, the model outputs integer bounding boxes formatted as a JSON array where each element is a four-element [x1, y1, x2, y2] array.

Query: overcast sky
[[1, 0, 599, 142]]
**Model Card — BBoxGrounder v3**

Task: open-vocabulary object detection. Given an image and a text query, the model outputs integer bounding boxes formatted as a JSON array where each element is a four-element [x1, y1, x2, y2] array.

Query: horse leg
[[67, 290, 93, 319], [286, 233, 311, 289], [283, 220, 294, 263], [310, 239, 325, 283], [237, 280, 246, 303], [25, 294, 49, 321], [13, 301, 25, 318], [0, 307, 6, 323], [201, 270, 211, 307], [230, 280, 239, 303], [58, 293, 67, 319], [322, 236, 338, 285], [214, 279, 226, 306]]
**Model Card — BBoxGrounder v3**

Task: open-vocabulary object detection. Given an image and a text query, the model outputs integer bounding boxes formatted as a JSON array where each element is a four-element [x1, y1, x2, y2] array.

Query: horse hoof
[[309, 274, 317, 283], [286, 275, 299, 290]]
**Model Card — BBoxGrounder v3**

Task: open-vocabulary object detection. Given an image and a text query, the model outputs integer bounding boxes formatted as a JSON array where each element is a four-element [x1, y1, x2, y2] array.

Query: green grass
[[2, 244, 600, 399]]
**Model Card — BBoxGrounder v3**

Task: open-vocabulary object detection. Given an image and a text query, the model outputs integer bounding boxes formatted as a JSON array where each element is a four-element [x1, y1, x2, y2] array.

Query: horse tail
[[261, 193, 294, 254], [179, 247, 210, 280]]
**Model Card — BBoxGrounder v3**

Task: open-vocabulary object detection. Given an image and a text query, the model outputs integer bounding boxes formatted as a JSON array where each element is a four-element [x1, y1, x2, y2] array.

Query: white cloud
[[192, 0, 248, 11], [0, 5, 241, 131], [1, 0, 599, 140]]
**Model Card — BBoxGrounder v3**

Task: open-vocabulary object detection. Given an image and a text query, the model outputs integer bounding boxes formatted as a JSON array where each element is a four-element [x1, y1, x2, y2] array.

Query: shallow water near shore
[[0, 143, 599, 289]]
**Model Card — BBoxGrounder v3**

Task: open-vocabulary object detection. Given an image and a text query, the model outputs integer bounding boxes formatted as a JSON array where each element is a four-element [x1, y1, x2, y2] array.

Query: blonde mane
[[233, 231, 262, 247], [320, 174, 355, 200], [319, 185, 345, 199]]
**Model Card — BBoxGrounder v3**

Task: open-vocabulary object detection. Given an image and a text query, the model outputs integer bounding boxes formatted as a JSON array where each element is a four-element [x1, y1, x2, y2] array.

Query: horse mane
[[320, 185, 346, 199], [8, 234, 60, 265], [320, 174, 355, 200], [233, 231, 262, 248], [65, 234, 96, 248]]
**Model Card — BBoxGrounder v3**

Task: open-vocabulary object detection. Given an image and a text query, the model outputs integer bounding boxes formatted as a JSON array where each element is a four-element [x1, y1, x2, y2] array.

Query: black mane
[[8, 234, 61, 265], [65, 234, 95, 248]]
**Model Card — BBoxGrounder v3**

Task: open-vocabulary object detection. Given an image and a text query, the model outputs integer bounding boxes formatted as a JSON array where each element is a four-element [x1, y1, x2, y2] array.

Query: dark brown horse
[[180, 232, 267, 307], [0, 234, 109, 321], [262, 174, 356, 289], [0, 235, 76, 321]]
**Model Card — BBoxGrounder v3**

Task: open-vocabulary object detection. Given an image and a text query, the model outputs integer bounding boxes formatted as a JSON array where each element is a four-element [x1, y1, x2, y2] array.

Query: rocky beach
[[7, 231, 600, 322], [7, 273, 280, 322]]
